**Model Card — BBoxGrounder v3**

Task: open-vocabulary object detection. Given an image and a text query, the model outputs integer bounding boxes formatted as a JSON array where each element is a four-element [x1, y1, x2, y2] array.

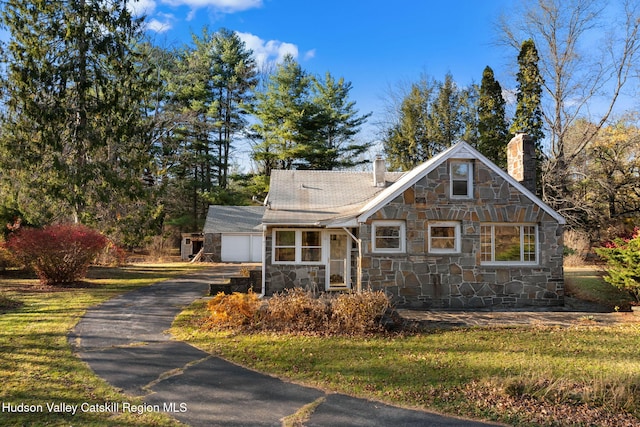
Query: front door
[[327, 232, 350, 290]]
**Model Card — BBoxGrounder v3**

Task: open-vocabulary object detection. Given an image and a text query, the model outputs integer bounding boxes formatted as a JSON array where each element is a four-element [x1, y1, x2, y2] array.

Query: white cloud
[[146, 18, 173, 33], [128, 0, 157, 17], [303, 49, 316, 61], [236, 31, 299, 68], [160, 0, 262, 13]]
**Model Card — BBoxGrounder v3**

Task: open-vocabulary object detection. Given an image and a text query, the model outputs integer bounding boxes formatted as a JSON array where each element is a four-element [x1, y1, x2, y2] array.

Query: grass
[[171, 266, 640, 426], [564, 266, 635, 310], [0, 263, 205, 427]]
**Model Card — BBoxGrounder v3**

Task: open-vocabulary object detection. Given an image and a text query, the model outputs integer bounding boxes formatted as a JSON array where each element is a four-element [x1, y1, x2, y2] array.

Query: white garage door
[[221, 234, 262, 262]]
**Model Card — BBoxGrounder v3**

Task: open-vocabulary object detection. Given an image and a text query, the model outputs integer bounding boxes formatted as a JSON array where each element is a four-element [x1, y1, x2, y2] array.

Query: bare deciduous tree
[[498, 0, 640, 225]]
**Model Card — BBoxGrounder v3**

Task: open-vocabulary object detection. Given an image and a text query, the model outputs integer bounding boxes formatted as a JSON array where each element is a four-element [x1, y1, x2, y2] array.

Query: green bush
[[5, 224, 109, 286], [594, 228, 640, 304]]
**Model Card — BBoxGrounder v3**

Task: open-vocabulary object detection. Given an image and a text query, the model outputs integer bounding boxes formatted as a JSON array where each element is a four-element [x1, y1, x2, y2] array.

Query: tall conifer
[[478, 66, 510, 168], [0, 0, 153, 231], [510, 39, 544, 148]]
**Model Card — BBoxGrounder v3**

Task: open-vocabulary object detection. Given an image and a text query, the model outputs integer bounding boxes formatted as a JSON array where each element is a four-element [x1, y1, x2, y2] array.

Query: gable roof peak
[[357, 141, 566, 225]]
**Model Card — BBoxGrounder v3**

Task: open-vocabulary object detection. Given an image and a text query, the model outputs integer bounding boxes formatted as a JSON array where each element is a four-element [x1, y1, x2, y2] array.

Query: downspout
[[260, 224, 267, 297], [342, 227, 362, 293]]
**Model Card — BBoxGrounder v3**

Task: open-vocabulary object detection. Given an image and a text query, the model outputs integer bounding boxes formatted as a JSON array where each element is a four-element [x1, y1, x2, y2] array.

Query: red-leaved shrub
[[5, 224, 109, 286]]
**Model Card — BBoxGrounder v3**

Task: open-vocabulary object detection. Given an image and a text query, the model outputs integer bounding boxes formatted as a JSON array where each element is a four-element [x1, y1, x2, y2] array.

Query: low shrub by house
[[204, 288, 391, 335], [4, 223, 109, 286], [265, 288, 330, 332], [207, 290, 262, 328], [330, 290, 391, 334]]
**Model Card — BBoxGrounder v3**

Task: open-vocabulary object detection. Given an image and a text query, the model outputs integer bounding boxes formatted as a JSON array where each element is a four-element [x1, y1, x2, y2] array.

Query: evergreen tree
[[430, 73, 464, 148], [251, 55, 315, 175], [383, 78, 436, 170], [510, 39, 544, 148], [251, 58, 372, 175], [159, 28, 257, 229], [305, 72, 371, 170], [477, 66, 510, 168], [383, 74, 476, 171], [0, 0, 153, 235], [210, 28, 257, 188]]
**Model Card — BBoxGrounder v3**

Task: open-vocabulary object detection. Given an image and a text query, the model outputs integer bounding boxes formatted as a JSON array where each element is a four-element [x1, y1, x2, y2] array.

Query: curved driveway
[[70, 266, 500, 427]]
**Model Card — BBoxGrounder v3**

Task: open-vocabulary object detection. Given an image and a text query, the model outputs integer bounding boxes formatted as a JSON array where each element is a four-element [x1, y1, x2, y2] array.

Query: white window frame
[[371, 220, 406, 253], [480, 223, 538, 265], [427, 221, 461, 254], [272, 229, 323, 265], [450, 160, 473, 199]]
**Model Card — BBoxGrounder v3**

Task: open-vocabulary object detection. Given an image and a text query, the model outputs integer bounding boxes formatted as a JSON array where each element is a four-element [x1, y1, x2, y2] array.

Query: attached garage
[[202, 205, 266, 263], [221, 233, 262, 262]]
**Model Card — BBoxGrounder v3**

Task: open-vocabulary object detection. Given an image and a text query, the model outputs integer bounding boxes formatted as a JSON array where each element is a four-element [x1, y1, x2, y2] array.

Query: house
[[201, 205, 265, 263], [260, 133, 566, 309]]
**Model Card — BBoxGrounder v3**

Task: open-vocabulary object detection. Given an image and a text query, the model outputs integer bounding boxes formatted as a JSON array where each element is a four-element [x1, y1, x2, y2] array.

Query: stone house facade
[[257, 134, 565, 309]]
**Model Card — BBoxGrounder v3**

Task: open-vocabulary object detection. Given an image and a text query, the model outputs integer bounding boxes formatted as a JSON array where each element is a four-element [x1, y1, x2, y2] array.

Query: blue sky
[[134, 0, 517, 145]]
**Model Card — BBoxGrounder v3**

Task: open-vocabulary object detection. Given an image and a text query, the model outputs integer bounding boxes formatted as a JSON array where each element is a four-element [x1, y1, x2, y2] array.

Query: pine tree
[[383, 74, 476, 170], [0, 0, 153, 232], [510, 39, 544, 147], [477, 66, 510, 168], [210, 28, 257, 187], [251, 55, 317, 175], [430, 73, 464, 149], [305, 72, 371, 170], [383, 78, 436, 170]]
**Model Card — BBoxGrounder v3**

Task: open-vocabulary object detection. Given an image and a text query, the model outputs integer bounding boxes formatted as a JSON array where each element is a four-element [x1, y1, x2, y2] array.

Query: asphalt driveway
[[70, 265, 500, 427]]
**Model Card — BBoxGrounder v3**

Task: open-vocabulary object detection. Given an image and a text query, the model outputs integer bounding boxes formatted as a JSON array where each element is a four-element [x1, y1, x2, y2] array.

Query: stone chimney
[[373, 156, 386, 187], [507, 132, 536, 193]]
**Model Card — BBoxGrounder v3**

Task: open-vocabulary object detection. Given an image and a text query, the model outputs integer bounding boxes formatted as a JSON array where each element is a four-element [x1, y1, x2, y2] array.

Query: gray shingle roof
[[203, 206, 266, 233], [263, 170, 405, 225]]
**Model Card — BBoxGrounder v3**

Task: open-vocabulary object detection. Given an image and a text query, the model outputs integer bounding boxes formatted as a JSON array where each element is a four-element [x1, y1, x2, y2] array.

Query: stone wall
[[262, 231, 326, 294], [203, 233, 222, 262], [360, 159, 564, 309]]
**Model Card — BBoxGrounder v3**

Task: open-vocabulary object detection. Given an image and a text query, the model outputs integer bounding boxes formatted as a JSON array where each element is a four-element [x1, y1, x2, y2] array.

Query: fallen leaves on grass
[[465, 380, 640, 427]]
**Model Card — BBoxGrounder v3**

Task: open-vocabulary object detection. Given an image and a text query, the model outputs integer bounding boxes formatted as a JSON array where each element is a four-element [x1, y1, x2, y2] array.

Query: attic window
[[450, 161, 473, 198]]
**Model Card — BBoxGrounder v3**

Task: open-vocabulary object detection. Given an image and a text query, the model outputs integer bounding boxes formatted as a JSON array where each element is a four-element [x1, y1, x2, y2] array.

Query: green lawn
[[0, 263, 204, 427], [2, 263, 639, 426], [564, 266, 635, 310], [171, 266, 640, 427]]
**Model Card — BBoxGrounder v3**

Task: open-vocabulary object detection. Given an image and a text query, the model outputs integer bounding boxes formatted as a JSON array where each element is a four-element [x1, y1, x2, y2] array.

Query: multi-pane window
[[372, 221, 406, 253], [274, 230, 296, 262], [301, 231, 322, 262], [450, 161, 473, 198], [273, 230, 322, 263], [428, 222, 461, 253], [480, 224, 537, 264]]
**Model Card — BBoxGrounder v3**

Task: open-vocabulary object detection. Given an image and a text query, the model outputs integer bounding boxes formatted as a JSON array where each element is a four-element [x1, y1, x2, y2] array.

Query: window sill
[[272, 261, 324, 266], [480, 262, 539, 267]]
